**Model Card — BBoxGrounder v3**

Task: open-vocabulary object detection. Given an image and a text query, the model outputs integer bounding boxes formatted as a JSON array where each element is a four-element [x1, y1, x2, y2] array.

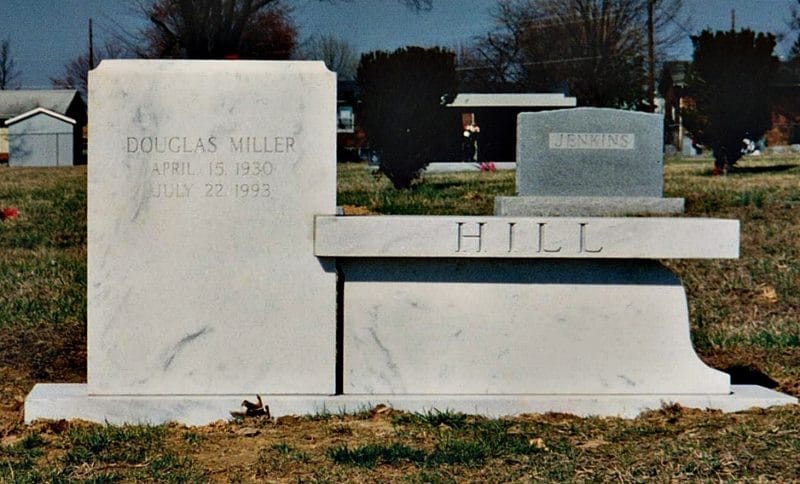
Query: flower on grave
[[463, 123, 480, 136], [0, 207, 18, 220], [480, 162, 496, 172], [462, 124, 482, 163]]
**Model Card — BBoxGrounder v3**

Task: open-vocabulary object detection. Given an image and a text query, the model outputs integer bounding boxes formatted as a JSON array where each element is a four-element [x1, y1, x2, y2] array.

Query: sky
[[1, 0, 797, 89]]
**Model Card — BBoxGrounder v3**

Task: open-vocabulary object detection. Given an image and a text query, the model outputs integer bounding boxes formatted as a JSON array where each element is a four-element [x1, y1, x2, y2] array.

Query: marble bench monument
[[25, 61, 796, 425]]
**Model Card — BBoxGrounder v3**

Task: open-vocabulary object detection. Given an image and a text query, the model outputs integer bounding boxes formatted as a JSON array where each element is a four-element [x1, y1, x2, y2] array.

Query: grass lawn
[[1, 154, 799, 482]]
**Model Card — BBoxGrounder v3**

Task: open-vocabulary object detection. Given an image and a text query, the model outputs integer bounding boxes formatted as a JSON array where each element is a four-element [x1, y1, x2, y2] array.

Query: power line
[[508, 14, 604, 31], [11, 85, 59, 90], [655, 4, 692, 37], [456, 55, 603, 71]]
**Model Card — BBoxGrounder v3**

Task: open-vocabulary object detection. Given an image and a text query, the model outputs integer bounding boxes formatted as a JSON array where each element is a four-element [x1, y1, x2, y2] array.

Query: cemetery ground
[[0, 154, 799, 482]]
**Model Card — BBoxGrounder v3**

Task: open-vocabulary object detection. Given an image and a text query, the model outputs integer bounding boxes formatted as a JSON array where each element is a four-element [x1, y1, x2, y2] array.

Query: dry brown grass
[[660, 156, 800, 397]]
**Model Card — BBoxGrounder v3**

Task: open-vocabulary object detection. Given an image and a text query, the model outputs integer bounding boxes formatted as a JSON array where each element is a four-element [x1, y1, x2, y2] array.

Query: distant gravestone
[[682, 135, 698, 156], [87, 60, 336, 395], [516, 107, 662, 197], [496, 107, 684, 216]]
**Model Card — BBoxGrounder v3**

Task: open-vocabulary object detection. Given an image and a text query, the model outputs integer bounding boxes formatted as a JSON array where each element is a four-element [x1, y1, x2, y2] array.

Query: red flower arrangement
[[1, 207, 19, 221], [479, 162, 496, 172]]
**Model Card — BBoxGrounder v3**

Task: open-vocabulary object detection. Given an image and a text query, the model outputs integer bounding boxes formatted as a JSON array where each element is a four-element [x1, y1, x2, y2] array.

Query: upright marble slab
[[87, 60, 336, 395]]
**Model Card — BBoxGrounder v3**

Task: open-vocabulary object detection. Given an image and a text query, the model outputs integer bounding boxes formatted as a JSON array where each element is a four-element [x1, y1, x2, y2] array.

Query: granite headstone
[[516, 107, 663, 197], [496, 107, 684, 216]]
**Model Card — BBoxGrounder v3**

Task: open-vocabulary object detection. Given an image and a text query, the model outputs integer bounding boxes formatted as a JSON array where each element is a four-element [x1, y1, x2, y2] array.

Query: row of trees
[[4, 0, 796, 181], [357, 1, 788, 183], [41, 0, 688, 103]]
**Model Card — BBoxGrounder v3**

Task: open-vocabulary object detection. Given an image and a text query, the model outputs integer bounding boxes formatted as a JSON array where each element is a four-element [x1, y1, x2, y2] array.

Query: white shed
[[0, 90, 86, 164], [447, 93, 577, 161], [5, 108, 78, 167]]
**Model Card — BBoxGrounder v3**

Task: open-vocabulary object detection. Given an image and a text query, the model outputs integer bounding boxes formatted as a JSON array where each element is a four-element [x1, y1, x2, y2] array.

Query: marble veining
[[162, 326, 212, 371], [343, 259, 730, 395]]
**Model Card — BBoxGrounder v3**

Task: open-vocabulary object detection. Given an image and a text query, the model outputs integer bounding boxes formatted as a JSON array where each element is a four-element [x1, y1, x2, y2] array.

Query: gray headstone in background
[[682, 135, 698, 156], [516, 108, 664, 197]]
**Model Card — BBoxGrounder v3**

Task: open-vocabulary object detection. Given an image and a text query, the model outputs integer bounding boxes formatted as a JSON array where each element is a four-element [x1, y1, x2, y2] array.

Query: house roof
[[447, 93, 577, 108], [0, 90, 81, 119], [5, 107, 76, 126]]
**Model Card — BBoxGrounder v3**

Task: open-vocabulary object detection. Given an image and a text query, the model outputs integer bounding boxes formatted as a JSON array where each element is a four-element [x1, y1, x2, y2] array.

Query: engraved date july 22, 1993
[[147, 182, 271, 199]]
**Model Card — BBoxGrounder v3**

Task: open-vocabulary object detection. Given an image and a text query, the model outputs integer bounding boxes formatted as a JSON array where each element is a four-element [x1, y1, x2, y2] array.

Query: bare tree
[[789, 0, 800, 62], [120, 0, 432, 60], [133, 0, 292, 58], [299, 34, 358, 79], [459, 1, 554, 92], [0, 39, 21, 89], [51, 40, 129, 97], [462, 0, 686, 108]]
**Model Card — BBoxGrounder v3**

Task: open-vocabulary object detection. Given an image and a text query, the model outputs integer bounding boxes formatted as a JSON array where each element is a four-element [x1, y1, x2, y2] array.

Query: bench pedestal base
[[26, 384, 797, 425]]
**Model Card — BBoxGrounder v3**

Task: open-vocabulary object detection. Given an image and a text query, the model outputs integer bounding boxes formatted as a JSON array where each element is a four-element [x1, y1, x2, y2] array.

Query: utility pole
[[647, 0, 656, 112], [89, 18, 95, 70], [731, 9, 736, 30]]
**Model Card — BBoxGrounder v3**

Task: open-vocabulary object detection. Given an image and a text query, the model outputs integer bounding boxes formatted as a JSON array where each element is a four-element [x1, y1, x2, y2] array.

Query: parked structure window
[[337, 106, 354, 133]]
